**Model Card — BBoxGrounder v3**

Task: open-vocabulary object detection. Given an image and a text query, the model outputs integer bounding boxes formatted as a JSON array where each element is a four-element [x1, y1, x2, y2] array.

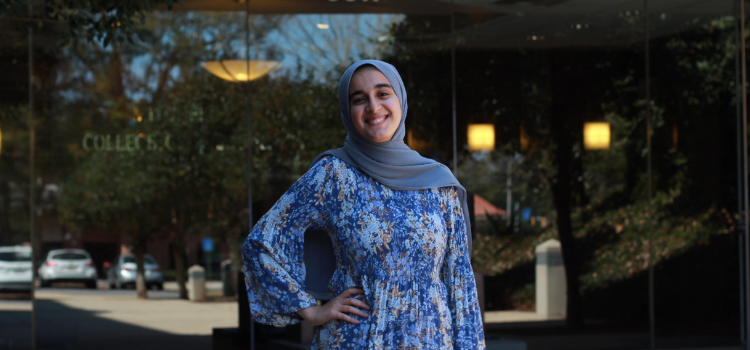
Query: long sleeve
[[242, 157, 336, 325], [441, 189, 486, 349]]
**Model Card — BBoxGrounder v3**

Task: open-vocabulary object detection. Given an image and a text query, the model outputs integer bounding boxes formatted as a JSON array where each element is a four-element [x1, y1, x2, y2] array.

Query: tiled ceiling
[[172, 0, 484, 15], [175, 0, 737, 48], [435, 0, 736, 48]]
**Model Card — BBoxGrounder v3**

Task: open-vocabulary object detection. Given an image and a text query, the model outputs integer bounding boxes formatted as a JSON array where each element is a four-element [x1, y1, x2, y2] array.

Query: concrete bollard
[[474, 270, 485, 322], [188, 264, 206, 302], [220, 259, 235, 297], [535, 239, 566, 319]]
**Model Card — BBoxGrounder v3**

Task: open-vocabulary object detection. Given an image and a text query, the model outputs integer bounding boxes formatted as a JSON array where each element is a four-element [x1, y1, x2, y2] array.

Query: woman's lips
[[366, 115, 388, 126]]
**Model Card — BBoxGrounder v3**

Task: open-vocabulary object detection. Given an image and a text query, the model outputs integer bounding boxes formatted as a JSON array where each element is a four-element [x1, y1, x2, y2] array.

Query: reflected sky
[[55, 12, 403, 104]]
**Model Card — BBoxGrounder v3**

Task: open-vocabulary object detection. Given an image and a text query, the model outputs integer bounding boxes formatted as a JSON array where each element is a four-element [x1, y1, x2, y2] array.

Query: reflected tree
[[381, 11, 741, 328], [274, 14, 400, 80], [52, 11, 282, 298]]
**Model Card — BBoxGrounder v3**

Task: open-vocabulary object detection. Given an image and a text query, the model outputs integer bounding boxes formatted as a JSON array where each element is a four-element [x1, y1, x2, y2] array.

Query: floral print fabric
[[243, 156, 485, 349]]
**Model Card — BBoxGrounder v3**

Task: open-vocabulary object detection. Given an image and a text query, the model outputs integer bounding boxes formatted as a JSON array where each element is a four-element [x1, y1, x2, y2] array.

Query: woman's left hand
[[296, 287, 370, 325]]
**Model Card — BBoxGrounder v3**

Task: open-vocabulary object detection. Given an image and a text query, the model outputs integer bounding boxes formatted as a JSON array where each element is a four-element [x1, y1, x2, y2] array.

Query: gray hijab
[[311, 60, 472, 250]]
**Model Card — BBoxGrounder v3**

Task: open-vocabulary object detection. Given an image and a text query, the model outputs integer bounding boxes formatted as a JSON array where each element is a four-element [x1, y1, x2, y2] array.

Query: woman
[[242, 60, 485, 349]]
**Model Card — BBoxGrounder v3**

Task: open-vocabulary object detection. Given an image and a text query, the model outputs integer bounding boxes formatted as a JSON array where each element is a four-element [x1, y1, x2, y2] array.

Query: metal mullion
[[741, 0, 750, 347], [645, 0, 655, 348]]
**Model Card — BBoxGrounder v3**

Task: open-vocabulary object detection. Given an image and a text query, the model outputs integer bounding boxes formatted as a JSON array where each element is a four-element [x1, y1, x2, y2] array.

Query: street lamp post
[[199, 2, 281, 348]]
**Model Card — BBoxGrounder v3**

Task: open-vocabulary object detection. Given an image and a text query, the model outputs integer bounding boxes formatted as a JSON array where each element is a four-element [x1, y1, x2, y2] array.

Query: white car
[[38, 249, 97, 289], [0, 246, 33, 292], [106, 254, 164, 290]]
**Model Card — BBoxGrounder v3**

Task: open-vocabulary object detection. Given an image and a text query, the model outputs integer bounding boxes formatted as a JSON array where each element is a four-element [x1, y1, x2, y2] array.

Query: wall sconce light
[[583, 122, 610, 150], [407, 129, 432, 153], [201, 60, 282, 83], [468, 124, 495, 151]]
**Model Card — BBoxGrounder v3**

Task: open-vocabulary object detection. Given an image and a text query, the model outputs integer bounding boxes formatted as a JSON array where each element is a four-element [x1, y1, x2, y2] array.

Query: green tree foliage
[[59, 148, 168, 298], [387, 12, 741, 329], [0, 106, 31, 245], [1, 0, 184, 46], [57, 68, 345, 297], [48, 11, 280, 298]]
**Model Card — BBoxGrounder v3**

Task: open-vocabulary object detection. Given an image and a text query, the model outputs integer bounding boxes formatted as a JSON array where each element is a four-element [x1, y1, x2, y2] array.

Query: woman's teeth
[[368, 116, 387, 125]]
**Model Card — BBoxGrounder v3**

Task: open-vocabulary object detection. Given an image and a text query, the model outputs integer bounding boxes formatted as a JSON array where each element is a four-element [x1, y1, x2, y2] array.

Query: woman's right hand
[[296, 287, 370, 326]]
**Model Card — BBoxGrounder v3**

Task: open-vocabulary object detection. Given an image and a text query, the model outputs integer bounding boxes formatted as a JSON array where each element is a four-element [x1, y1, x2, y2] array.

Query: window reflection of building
[[3, 0, 746, 348]]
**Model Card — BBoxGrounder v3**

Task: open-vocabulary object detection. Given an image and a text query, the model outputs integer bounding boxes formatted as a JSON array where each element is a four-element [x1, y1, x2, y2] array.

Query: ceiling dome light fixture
[[317, 23, 330, 29], [201, 60, 282, 82], [618, 10, 640, 17]]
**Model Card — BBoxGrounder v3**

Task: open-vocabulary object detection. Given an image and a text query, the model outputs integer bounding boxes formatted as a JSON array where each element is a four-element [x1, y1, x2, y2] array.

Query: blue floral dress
[[242, 156, 485, 349]]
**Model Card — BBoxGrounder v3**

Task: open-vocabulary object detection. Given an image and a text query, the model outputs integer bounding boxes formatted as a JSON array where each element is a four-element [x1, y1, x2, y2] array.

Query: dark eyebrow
[[348, 83, 394, 100]]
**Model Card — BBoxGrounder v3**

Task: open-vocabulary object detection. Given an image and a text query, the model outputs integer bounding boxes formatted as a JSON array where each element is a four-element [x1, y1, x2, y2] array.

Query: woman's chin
[[363, 132, 392, 143]]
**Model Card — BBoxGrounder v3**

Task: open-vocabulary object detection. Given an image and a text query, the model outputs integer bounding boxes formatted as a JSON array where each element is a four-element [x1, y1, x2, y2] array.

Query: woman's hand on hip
[[296, 287, 370, 326]]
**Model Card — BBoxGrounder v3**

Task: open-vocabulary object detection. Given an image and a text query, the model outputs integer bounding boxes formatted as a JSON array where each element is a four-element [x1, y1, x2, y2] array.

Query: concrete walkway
[[17, 287, 742, 350], [163, 280, 224, 293], [34, 288, 237, 350], [485, 310, 564, 323], [0, 298, 32, 350]]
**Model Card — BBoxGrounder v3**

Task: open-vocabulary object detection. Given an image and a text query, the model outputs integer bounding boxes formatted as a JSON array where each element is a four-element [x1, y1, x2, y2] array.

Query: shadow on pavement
[[484, 324, 741, 350], [0, 310, 31, 350], [35, 299, 211, 350], [0, 291, 32, 350]]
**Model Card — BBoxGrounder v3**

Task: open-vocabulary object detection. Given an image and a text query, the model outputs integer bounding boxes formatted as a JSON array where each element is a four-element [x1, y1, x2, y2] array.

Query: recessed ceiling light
[[317, 23, 330, 29], [619, 10, 641, 17], [526, 35, 545, 41]]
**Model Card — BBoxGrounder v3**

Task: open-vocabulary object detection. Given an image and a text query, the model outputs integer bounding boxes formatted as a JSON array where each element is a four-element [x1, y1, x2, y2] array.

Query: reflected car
[[106, 254, 163, 290], [38, 249, 97, 289], [0, 246, 33, 292]]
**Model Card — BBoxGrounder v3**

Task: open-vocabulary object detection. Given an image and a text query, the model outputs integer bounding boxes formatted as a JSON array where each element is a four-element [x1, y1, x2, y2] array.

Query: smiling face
[[348, 66, 402, 143]]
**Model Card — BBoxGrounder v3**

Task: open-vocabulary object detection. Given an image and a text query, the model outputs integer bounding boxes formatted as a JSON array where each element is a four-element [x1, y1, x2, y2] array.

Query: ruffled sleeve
[[242, 157, 336, 325], [441, 188, 486, 349]]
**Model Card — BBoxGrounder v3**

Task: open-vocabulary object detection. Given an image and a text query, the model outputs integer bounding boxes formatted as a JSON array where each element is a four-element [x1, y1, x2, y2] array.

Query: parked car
[[106, 254, 163, 290], [38, 249, 97, 289], [0, 245, 33, 292]]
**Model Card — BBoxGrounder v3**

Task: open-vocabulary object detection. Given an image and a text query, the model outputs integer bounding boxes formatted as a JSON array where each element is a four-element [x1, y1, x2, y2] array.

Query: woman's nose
[[366, 98, 380, 113]]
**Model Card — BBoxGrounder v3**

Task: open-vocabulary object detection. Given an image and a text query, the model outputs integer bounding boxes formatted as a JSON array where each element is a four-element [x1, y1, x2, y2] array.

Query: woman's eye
[[352, 97, 364, 104]]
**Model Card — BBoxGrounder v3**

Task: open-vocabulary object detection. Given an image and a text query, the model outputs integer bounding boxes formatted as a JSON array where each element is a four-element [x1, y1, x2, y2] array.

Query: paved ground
[[32, 281, 234, 350], [485, 310, 565, 323], [1, 281, 742, 350], [0, 294, 32, 350]]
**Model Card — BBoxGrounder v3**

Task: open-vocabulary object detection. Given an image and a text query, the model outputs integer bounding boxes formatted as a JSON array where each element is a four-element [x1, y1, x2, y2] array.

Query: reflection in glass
[[583, 122, 611, 150], [200, 60, 282, 82], [450, 0, 741, 349], [0, 0, 744, 349]]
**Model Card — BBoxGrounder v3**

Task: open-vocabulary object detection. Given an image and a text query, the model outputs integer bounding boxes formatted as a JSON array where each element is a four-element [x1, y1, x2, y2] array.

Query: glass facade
[[0, 0, 747, 349]]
